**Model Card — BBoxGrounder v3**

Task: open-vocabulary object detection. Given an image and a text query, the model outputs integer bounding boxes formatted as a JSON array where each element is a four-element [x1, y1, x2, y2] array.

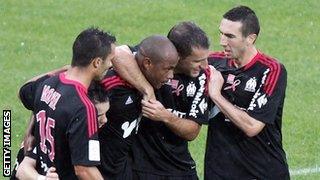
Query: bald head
[[137, 35, 179, 64], [136, 35, 179, 89]]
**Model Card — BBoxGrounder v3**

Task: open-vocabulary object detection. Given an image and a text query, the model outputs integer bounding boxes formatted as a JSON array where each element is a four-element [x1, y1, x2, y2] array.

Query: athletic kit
[[98, 69, 142, 180], [131, 70, 209, 179], [20, 73, 100, 179], [205, 51, 289, 179]]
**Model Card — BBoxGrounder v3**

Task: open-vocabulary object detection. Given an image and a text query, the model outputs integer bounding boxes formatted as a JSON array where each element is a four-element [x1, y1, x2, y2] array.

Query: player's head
[[136, 35, 179, 89], [71, 27, 116, 80], [219, 6, 260, 59], [88, 81, 109, 128], [167, 21, 210, 77]]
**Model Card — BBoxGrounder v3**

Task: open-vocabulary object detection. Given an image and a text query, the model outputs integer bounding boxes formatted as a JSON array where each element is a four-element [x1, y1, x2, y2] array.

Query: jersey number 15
[[36, 110, 56, 162]]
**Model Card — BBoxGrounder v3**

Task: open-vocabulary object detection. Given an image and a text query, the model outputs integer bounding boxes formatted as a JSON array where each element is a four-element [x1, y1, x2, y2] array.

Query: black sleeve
[[247, 65, 287, 124], [19, 75, 50, 111], [68, 106, 100, 166]]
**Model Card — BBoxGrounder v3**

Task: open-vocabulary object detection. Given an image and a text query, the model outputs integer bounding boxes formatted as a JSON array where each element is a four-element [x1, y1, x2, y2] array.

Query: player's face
[[176, 47, 209, 78], [147, 57, 178, 89], [96, 44, 116, 80], [95, 101, 109, 128], [219, 18, 248, 60]]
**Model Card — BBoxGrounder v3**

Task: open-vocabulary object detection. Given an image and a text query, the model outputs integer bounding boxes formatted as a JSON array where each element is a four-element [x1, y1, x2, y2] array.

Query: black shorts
[[132, 170, 198, 180]]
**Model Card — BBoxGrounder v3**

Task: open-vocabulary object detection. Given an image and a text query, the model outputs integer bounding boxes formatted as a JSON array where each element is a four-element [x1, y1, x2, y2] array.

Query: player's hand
[[46, 167, 59, 180], [208, 65, 224, 98], [141, 99, 170, 122]]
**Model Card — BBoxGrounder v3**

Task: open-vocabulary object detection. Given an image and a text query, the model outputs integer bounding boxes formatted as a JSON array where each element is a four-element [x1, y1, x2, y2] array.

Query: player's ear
[[142, 57, 152, 70], [92, 57, 102, 69], [247, 33, 257, 44]]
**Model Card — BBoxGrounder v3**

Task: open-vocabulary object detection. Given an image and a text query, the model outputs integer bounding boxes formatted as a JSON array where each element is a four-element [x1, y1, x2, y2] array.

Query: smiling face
[[176, 47, 209, 78]]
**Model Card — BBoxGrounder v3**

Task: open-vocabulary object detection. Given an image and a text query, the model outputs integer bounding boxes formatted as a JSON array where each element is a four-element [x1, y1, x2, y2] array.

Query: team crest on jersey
[[186, 81, 196, 97], [245, 77, 257, 92]]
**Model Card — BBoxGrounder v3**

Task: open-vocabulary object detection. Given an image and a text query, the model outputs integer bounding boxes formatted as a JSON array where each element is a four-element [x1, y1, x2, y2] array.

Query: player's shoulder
[[100, 68, 134, 92]]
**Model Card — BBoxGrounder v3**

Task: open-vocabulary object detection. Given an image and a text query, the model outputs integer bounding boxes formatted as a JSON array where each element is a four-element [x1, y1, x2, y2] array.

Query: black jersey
[[23, 73, 100, 179], [98, 69, 142, 179], [205, 52, 289, 179], [19, 75, 52, 111], [131, 70, 209, 176]]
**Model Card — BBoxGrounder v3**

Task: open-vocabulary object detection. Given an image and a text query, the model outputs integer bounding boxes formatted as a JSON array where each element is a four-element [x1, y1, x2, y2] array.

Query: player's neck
[[235, 47, 257, 68], [65, 67, 93, 89]]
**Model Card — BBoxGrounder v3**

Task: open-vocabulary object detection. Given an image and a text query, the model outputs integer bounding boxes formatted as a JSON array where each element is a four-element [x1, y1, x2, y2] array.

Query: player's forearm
[[210, 94, 265, 137], [23, 114, 35, 153], [25, 65, 69, 84], [74, 165, 103, 180], [163, 113, 201, 141]]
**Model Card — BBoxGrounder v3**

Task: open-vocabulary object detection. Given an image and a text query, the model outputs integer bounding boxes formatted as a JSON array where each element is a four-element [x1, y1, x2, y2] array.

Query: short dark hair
[[88, 80, 108, 103], [72, 27, 116, 67], [223, 5, 260, 37], [167, 21, 209, 60]]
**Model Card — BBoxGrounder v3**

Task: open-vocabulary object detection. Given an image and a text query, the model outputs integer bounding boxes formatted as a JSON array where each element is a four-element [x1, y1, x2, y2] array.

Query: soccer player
[[97, 35, 179, 179], [206, 6, 289, 179], [17, 27, 116, 179], [112, 21, 210, 179], [14, 81, 109, 180]]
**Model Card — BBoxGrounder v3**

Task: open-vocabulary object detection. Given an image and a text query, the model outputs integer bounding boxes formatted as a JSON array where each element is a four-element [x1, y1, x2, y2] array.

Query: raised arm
[[113, 45, 155, 100]]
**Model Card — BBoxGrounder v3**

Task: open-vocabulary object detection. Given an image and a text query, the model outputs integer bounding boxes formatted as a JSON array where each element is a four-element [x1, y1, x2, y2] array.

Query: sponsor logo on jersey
[[257, 94, 268, 108], [199, 98, 207, 114], [245, 77, 257, 92], [248, 69, 270, 111], [186, 81, 197, 97], [125, 96, 133, 105], [167, 108, 186, 118], [189, 73, 206, 118]]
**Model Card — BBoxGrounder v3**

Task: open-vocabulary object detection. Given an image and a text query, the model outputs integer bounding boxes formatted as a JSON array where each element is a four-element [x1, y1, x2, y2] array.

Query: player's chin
[[190, 70, 200, 78]]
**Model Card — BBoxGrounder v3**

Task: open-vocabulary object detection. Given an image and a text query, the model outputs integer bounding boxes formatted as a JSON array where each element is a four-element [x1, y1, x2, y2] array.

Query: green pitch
[[1, 0, 319, 179]]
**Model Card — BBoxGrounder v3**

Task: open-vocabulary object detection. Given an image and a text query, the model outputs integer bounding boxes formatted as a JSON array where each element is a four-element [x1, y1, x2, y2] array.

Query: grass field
[[1, 0, 319, 179]]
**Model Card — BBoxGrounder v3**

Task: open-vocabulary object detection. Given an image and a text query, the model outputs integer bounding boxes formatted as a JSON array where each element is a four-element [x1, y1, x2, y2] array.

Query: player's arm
[[74, 166, 103, 180], [142, 99, 200, 140], [23, 113, 35, 154], [16, 157, 59, 180], [24, 65, 70, 84], [112, 45, 155, 100], [68, 106, 104, 180], [208, 66, 264, 137]]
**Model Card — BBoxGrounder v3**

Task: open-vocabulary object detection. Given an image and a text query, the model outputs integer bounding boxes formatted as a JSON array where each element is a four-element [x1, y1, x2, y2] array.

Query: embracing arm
[[112, 45, 155, 100]]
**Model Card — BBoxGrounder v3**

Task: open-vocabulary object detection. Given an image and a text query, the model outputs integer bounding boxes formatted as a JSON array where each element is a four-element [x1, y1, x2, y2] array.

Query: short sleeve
[[19, 75, 50, 111], [247, 65, 287, 124], [67, 107, 100, 166]]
